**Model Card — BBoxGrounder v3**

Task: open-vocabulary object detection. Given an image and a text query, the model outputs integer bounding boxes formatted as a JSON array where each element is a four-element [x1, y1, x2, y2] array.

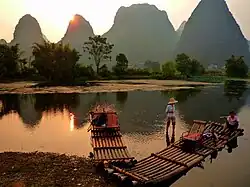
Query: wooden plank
[[94, 146, 127, 150], [151, 153, 188, 168], [91, 134, 122, 138], [111, 165, 149, 182]]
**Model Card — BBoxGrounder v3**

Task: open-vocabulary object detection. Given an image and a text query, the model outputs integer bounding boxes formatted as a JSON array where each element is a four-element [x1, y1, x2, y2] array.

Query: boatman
[[225, 111, 240, 132], [165, 97, 178, 129]]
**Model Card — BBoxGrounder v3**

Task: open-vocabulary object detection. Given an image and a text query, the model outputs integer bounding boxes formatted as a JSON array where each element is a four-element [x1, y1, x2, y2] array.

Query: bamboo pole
[[111, 165, 149, 182]]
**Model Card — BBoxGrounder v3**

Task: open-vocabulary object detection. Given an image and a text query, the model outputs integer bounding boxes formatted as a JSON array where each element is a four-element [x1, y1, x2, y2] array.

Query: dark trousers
[[226, 121, 239, 132]]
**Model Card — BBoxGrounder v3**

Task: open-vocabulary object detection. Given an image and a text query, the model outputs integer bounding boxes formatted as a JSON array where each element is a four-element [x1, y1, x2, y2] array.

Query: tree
[[176, 53, 204, 77], [161, 61, 177, 78], [112, 53, 129, 75], [32, 41, 80, 82], [225, 55, 248, 78], [83, 35, 114, 74], [0, 44, 22, 78]]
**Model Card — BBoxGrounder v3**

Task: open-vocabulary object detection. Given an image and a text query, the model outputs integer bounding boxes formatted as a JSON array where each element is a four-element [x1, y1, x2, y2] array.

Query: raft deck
[[90, 121, 244, 186], [90, 127, 134, 163]]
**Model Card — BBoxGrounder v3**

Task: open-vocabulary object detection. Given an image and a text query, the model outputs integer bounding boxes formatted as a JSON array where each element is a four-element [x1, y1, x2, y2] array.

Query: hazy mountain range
[[1, 0, 250, 67]]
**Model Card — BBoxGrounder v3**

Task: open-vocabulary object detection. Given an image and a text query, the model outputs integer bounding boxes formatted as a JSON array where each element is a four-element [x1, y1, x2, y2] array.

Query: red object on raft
[[90, 112, 120, 129]]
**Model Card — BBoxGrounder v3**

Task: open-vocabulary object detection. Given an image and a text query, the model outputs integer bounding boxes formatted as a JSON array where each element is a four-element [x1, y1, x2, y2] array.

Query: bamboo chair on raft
[[180, 120, 208, 152]]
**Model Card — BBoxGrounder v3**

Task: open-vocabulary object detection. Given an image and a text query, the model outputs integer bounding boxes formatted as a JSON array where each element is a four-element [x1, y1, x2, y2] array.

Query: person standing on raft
[[165, 98, 178, 130]]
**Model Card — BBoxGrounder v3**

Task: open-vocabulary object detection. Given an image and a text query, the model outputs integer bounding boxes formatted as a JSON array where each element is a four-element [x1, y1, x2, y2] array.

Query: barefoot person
[[226, 111, 240, 131], [222, 111, 240, 134], [165, 98, 178, 130]]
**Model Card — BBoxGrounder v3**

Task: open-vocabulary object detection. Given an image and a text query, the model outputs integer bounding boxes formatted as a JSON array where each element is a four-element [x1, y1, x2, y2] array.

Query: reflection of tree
[[34, 94, 80, 113], [161, 89, 201, 103], [116, 92, 128, 106], [224, 80, 248, 102], [177, 84, 250, 125], [0, 94, 20, 119]]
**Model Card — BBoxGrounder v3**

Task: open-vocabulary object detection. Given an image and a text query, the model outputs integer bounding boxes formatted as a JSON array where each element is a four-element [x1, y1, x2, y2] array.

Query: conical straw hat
[[168, 97, 178, 104]]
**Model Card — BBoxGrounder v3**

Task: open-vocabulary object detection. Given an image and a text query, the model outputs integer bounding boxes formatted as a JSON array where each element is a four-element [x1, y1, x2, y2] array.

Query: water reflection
[[116, 92, 128, 106], [224, 80, 248, 102], [166, 122, 176, 147], [0, 81, 249, 187], [226, 137, 238, 153], [177, 82, 249, 124], [34, 94, 80, 114]]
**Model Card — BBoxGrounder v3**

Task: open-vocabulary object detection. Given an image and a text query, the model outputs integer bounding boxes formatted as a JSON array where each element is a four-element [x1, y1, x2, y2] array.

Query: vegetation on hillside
[[0, 36, 249, 84]]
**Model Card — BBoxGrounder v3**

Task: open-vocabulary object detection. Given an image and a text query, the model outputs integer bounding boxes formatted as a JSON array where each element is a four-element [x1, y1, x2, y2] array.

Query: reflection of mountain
[[34, 94, 80, 113], [1, 82, 248, 133], [18, 95, 42, 128], [177, 83, 249, 124]]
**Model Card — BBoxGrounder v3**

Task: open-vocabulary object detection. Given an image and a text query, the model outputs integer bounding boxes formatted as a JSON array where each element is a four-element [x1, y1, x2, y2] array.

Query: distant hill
[[103, 4, 178, 65], [9, 14, 45, 59], [175, 0, 250, 67], [59, 14, 95, 64], [176, 21, 186, 37]]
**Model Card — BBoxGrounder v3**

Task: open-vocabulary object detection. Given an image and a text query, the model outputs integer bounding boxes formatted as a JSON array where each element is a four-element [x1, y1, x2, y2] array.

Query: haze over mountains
[[1, 0, 250, 67]]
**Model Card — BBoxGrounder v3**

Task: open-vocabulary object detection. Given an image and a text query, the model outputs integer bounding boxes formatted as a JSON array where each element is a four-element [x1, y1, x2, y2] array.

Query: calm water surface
[[0, 80, 250, 187]]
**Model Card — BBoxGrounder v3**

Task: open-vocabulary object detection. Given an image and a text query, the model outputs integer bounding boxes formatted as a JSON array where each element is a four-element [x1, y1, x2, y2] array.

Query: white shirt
[[227, 115, 239, 126], [165, 104, 175, 118]]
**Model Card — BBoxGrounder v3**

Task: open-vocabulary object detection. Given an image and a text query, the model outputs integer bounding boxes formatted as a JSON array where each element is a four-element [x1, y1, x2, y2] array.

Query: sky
[[0, 0, 250, 43]]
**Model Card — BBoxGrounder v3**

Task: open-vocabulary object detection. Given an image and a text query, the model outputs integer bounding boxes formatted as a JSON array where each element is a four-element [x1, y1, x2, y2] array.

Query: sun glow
[[69, 113, 74, 132]]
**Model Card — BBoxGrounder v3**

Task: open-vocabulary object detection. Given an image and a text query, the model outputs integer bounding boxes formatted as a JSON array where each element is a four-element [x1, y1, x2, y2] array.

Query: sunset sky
[[0, 0, 250, 42]]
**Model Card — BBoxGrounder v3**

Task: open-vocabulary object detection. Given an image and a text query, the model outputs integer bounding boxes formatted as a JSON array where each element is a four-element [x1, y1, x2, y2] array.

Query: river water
[[0, 80, 249, 187]]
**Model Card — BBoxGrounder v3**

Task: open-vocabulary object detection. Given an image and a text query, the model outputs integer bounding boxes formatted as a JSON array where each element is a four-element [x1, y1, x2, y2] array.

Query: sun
[[70, 15, 76, 22]]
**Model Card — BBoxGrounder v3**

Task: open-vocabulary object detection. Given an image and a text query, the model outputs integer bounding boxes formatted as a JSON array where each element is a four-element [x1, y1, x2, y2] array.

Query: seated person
[[98, 113, 107, 127], [225, 111, 239, 132], [91, 112, 107, 127]]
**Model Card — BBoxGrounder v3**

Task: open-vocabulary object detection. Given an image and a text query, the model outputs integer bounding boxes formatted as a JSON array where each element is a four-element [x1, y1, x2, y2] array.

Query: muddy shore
[[0, 152, 114, 187], [0, 80, 214, 94]]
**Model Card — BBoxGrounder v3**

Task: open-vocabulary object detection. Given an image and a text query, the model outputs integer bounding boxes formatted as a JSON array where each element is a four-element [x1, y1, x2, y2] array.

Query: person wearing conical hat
[[165, 97, 178, 129]]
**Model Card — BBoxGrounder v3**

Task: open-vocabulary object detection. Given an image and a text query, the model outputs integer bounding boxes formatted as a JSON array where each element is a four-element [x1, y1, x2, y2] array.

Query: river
[[0, 80, 249, 187]]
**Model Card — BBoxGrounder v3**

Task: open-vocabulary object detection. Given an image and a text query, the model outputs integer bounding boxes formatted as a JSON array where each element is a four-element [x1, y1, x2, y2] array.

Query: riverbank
[[0, 80, 214, 94], [0, 152, 113, 187]]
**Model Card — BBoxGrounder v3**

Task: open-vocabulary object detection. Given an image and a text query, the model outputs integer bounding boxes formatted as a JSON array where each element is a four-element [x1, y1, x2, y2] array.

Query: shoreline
[[0, 151, 113, 187], [0, 80, 214, 94]]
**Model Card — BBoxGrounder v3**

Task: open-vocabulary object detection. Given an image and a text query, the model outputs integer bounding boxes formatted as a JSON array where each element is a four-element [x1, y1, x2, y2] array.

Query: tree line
[[0, 35, 249, 83]]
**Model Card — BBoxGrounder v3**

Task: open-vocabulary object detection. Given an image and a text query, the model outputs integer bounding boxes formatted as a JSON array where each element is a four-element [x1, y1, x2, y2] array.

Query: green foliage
[[204, 70, 225, 76], [83, 35, 114, 74], [0, 44, 22, 78], [74, 64, 96, 80], [113, 53, 129, 75], [99, 64, 111, 78], [32, 41, 80, 82], [225, 55, 248, 78], [161, 61, 177, 78], [126, 68, 151, 76], [144, 60, 160, 72], [176, 53, 205, 77]]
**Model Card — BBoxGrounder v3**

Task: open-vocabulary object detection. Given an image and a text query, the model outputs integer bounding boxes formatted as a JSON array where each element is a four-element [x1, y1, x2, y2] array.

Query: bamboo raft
[[90, 127, 135, 164], [89, 120, 244, 186]]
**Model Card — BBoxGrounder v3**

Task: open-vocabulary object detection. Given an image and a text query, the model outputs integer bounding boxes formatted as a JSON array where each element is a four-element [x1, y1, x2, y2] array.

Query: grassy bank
[[0, 152, 113, 187]]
